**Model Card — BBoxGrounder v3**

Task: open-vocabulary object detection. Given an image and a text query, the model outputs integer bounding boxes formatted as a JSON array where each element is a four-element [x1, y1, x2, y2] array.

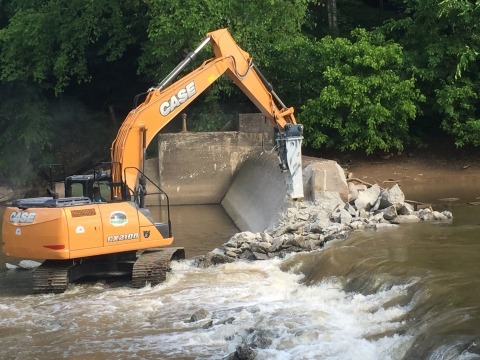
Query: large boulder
[[398, 202, 415, 215], [304, 160, 348, 202], [379, 184, 405, 210], [354, 184, 381, 211]]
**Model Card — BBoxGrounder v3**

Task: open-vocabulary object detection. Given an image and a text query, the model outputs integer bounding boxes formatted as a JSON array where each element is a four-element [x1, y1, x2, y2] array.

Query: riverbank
[[305, 139, 480, 188]]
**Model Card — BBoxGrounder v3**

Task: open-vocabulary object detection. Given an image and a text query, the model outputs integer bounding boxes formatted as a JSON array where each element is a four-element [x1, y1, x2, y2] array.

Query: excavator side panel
[[2, 207, 69, 260], [65, 205, 103, 251], [97, 202, 142, 247]]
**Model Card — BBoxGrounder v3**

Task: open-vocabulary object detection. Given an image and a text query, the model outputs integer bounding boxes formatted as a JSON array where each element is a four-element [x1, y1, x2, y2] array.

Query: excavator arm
[[111, 28, 303, 199]]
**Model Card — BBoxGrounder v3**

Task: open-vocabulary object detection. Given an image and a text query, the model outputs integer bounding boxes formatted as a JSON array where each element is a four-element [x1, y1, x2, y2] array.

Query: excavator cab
[[65, 171, 112, 202]]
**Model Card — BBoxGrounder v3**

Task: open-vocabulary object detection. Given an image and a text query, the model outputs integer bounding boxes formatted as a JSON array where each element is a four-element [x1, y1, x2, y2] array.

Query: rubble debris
[[198, 184, 453, 267]]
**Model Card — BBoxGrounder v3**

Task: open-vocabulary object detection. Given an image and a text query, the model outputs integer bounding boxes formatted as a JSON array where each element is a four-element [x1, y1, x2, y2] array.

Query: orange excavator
[[1, 29, 304, 294]]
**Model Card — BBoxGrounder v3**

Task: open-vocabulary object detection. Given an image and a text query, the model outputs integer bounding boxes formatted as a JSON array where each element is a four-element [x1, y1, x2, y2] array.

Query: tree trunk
[[327, 0, 332, 28], [326, 0, 338, 35], [331, 0, 337, 30], [379, 0, 384, 12], [108, 105, 117, 126]]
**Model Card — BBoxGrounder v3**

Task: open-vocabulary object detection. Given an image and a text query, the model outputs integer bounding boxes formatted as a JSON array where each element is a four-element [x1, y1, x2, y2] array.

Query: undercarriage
[[32, 247, 185, 294]]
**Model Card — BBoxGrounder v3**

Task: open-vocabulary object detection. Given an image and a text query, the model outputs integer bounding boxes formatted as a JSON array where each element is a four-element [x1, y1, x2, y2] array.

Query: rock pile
[[195, 184, 452, 268]]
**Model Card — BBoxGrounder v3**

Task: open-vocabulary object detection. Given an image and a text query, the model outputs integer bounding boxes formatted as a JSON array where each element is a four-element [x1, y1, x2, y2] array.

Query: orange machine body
[[2, 202, 173, 260]]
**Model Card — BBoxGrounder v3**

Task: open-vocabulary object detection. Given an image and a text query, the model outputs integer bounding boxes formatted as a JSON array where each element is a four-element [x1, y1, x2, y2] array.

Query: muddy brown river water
[[1, 183, 480, 359]]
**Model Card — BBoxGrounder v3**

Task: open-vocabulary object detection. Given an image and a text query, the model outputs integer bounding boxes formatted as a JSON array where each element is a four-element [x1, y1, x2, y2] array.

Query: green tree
[[0, 82, 52, 186], [0, 0, 147, 94], [298, 29, 423, 154], [384, 0, 480, 146], [0, 0, 147, 185]]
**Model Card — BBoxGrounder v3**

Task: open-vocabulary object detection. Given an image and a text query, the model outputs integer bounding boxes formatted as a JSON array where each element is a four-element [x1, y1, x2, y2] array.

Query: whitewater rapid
[[0, 255, 415, 359]]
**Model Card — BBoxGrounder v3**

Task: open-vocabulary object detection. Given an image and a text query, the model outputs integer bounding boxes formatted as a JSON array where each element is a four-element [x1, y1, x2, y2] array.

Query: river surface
[[1, 184, 480, 359]]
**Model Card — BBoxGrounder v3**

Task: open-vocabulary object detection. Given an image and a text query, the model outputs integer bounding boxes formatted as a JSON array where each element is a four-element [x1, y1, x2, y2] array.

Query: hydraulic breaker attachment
[[276, 124, 304, 199]]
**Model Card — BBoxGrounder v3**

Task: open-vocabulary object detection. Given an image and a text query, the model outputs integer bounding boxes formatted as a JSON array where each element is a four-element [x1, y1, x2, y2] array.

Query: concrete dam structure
[[145, 114, 347, 232]]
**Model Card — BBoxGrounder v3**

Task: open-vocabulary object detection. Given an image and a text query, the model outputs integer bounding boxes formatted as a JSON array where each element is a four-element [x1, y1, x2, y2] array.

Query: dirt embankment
[[304, 138, 480, 209]]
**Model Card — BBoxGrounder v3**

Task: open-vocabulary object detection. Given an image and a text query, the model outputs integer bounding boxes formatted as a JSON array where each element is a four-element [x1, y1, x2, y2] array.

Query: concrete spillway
[[221, 152, 288, 233]]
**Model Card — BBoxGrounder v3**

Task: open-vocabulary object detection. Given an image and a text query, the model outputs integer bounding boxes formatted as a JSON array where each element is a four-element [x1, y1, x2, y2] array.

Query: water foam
[[0, 257, 415, 359]]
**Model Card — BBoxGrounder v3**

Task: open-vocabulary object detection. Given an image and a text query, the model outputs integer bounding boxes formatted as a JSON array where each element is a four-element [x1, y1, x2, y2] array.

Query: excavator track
[[132, 247, 184, 289], [33, 260, 75, 294]]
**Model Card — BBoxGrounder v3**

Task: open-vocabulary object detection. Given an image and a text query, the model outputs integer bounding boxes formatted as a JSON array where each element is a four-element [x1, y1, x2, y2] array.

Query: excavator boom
[[111, 28, 304, 199]]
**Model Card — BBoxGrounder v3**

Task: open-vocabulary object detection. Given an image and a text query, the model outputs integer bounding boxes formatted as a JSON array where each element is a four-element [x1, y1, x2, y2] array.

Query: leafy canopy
[[384, 0, 480, 146], [299, 29, 424, 154], [0, 0, 146, 94]]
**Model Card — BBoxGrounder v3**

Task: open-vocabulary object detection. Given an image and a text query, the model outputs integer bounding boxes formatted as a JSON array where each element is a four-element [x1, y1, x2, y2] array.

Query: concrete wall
[[143, 113, 274, 206], [155, 133, 269, 205]]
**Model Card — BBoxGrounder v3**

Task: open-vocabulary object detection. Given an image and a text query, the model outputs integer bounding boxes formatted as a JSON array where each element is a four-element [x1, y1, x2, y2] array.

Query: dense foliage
[[383, 0, 480, 146], [298, 29, 423, 153], [0, 0, 479, 186]]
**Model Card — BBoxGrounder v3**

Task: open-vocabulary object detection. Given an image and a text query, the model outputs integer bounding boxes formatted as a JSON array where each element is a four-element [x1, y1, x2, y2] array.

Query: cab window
[[69, 183, 84, 197], [95, 182, 111, 201]]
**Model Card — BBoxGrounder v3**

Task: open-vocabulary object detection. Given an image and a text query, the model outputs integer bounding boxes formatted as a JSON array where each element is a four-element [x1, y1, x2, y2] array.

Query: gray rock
[[303, 239, 319, 250], [419, 208, 434, 221], [442, 210, 453, 219], [260, 232, 274, 243], [0, 186, 14, 203], [191, 255, 205, 268], [312, 190, 345, 212], [190, 308, 209, 322], [398, 202, 415, 215], [216, 317, 235, 325], [372, 212, 385, 222], [432, 211, 448, 220], [290, 235, 318, 250], [285, 208, 298, 220], [252, 251, 269, 260], [268, 236, 285, 252], [240, 242, 251, 251], [370, 189, 386, 211], [313, 209, 330, 222], [202, 320, 213, 329], [348, 182, 359, 202], [355, 184, 368, 192], [296, 212, 310, 221], [344, 203, 358, 217], [275, 222, 306, 236], [225, 250, 238, 258], [355, 184, 381, 211], [202, 252, 235, 267], [350, 220, 365, 229], [308, 218, 331, 233], [377, 205, 397, 220], [239, 249, 256, 261], [359, 208, 368, 218], [251, 330, 274, 349], [421, 212, 434, 221], [250, 242, 271, 254], [391, 215, 421, 223], [331, 208, 352, 224], [234, 343, 257, 360], [228, 232, 258, 246], [379, 184, 405, 210]]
